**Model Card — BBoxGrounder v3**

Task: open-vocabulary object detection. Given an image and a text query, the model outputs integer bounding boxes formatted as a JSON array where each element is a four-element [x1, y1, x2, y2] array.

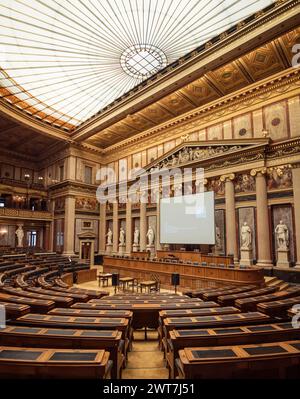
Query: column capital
[[250, 167, 267, 177], [220, 173, 235, 183]]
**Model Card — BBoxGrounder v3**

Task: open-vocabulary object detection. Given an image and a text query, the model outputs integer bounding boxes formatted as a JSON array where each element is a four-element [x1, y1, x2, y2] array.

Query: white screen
[[160, 191, 215, 245]]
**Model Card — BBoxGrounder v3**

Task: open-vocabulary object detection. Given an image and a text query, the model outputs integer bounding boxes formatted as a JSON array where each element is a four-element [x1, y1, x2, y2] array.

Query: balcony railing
[[0, 208, 52, 220]]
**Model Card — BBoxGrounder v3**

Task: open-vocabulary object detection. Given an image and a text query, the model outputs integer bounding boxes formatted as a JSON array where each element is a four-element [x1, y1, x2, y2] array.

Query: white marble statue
[[215, 226, 222, 249], [119, 227, 125, 246], [241, 222, 252, 250], [15, 225, 24, 248], [133, 227, 140, 245], [146, 226, 155, 246], [106, 228, 113, 246], [275, 220, 289, 250]]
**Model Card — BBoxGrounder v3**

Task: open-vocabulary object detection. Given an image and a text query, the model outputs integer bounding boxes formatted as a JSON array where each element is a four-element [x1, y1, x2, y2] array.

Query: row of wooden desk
[[103, 256, 265, 289]]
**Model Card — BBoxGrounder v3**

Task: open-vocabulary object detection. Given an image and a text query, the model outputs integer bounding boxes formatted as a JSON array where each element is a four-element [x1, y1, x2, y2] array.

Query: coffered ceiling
[[85, 26, 300, 148], [0, 0, 299, 157]]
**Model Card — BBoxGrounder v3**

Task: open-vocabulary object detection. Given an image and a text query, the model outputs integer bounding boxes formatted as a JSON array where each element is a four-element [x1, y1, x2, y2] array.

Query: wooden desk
[[177, 340, 300, 379], [218, 286, 278, 306], [119, 277, 135, 292], [235, 286, 300, 312], [98, 273, 112, 287], [0, 346, 111, 379], [103, 257, 264, 289], [0, 326, 124, 379], [72, 301, 221, 329], [0, 301, 30, 319], [139, 280, 158, 293], [167, 321, 300, 379], [257, 296, 300, 317], [156, 250, 232, 265]]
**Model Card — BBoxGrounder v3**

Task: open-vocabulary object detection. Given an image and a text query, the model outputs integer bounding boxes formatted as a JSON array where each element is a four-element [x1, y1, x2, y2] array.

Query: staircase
[[264, 276, 289, 291]]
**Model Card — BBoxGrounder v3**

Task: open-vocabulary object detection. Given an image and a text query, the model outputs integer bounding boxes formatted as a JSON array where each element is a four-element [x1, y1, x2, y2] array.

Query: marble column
[[126, 200, 132, 255], [99, 203, 106, 254], [251, 168, 272, 268], [140, 202, 147, 252], [156, 194, 162, 251], [49, 200, 55, 252], [63, 195, 75, 256], [112, 201, 118, 254], [44, 224, 50, 251], [292, 164, 300, 268], [221, 174, 238, 263]]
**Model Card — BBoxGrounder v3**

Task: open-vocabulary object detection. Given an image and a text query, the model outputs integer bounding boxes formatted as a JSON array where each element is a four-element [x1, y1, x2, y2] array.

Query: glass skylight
[[0, 0, 275, 129]]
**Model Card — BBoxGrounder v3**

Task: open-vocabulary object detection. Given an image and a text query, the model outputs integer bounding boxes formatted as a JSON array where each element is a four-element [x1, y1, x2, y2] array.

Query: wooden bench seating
[[218, 286, 278, 306], [202, 285, 256, 301], [15, 268, 50, 288], [54, 277, 69, 288], [12, 313, 130, 339], [0, 293, 55, 313], [176, 340, 300, 379], [2, 287, 73, 308], [0, 346, 112, 379], [257, 296, 300, 317], [166, 321, 300, 379], [0, 326, 124, 379], [0, 301, 30, 319], [25, 287, 89, 302], [235, 287, 300, 312], [162, 312, 270, 339]]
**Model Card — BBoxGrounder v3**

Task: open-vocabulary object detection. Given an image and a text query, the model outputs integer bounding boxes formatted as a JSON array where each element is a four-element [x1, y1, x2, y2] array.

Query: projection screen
[[160, 191, 215, 245]]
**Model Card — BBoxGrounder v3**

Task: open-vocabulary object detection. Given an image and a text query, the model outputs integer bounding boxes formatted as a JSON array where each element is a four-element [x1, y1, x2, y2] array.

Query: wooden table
[[139, 280, 158, 293], [119, 277, 135, 292], [98, 273, 112, 287]]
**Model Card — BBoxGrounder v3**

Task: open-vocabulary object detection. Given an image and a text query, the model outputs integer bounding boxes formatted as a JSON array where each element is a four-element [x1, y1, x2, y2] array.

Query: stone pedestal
[[146, 245, 155, 259], [276, 249, 290, 268], [240, 248, 253, 267], [119, 244, 125, 255], [106, 244, 113, 255], [132, 244, 140, 252]]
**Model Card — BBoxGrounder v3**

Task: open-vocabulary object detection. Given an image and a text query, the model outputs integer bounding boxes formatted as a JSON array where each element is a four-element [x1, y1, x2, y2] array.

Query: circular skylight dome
[[121, 44, 167, 79], [0, 0, 275, 127]]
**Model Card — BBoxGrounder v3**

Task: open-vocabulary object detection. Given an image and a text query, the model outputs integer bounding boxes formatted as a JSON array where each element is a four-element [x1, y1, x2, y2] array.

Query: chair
[[128, 278, 140, 292]]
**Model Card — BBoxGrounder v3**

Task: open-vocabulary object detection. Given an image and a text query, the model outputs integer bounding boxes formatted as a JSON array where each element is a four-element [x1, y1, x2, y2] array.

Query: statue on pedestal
[[241, 222, 252, 250], [119, 227, 125, 246], [275, 220, 289, 250], [146, 226, 155, 246], [133, 227, 140, 245], [215, 226, 222, 250], [106, 228, 113, 246], [15, 225, 24, 248]]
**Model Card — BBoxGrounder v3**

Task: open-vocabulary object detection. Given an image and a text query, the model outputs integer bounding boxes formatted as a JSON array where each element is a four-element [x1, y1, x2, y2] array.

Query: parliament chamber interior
[[0, 0, 300, 385]]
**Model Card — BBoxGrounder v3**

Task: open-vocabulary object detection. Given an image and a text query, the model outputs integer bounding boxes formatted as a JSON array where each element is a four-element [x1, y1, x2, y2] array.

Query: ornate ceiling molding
[[102, 68, 300, 160]]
